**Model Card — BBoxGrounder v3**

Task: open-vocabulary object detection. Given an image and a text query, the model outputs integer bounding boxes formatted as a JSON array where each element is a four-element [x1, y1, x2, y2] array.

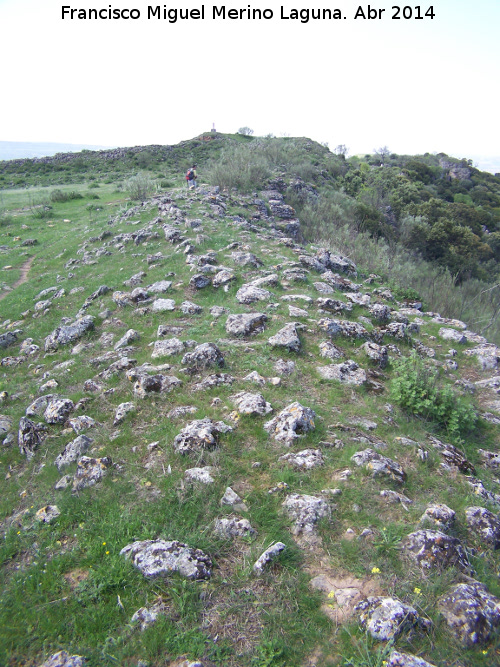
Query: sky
[[1, 0, 499, 168]]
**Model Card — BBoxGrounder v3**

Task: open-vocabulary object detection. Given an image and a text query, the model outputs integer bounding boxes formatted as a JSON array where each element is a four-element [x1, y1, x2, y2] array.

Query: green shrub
[[125, 173, 155, 200], [390, 352, 477, 437], [88, 182, 100, 189], [50, 189, 84, 203]]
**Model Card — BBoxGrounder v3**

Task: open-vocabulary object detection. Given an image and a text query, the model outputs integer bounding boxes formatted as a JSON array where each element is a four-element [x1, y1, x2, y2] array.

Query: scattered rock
[[401, 530, 471, 573], [54, 435, 93, 470], [225, 312, 268, 336], [419, 504, 456, 532], [253, 542, 286, 574], [282, 493, 331, 535], [152, 298, 176, 312], [220, 487, 248, 512], [114, 329, 140, 350], [120, 540, 212, 579], [44, 398, 74, 424], [438, 581, 500, 646], [268, 323, 301, 352], [181, 342, 224, 369], [236, 284, 271, 304], [465, 506, 500, 548], [279, 448, 324, 469], [184, 466, 216, 484], [173, 418, 232, 455], [113, 402, 135, 426], [44, 316, 94, 352], [18, 417, 46, 459], [38, 651, 84, 667], [317, 360, 367, 386], [355, 596, 430, 641], [73, 456, 112, 491], [214, 516, 256, 539], [230, 391, 272, 416], [264, 402, 315, 446]]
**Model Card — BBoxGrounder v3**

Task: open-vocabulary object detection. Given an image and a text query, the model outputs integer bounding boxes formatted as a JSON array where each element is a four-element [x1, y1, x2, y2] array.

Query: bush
[[390, 353, 477, 438], [125, 174, 155, 200], [50, 189, 83, 203]]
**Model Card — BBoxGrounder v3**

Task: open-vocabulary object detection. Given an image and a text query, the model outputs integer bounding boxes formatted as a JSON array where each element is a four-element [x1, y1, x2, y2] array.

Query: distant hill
[[0, 141, 113, 161]]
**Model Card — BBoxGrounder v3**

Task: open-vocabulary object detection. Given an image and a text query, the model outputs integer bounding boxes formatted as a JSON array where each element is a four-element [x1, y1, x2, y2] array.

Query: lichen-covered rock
[[253, 542, 286, 574], [438, 581, 500, 646], [67, 415, 97, 433], [351, 449, 406, 484], [274, 359, 296, 376], [243, 370, 266, 385], [38, 651, 84, 667], [180, 300, 203, 314], [54, 435, 93, 470], [44, 398, 74, 424], [465, 506, 500, 548], [72, 456, 112, 491], [316, 297, 351, 313], [230, 391, 272, 416], [282, 493, 331, 535], [212, 269, 235, 288], [181, 342, 224, 369], [439, 328, 467, 344], [428, 436, 476, 474], [362, 341, 389, 368], [264, 402, 315, 446], [401, 530, 471, 573], [355, 596, 430, 641], [114, 329, 140, 350], [148, 280, 172, 293], [100, 356, 137, 380], [152, 338, 185, 358], [192, 373, 235, 391], [478, 448, 500, 468], [173, 418, 232, 455], [0, 414, 13, 436], [130, 287, 149, 303], [225, 312, 268, 336], [319, 341, 344, 360], [189, 274, 212, 289], [230, 251, 262, 268], [26, 394, 58, 418], [131, 599, 168, 631], [35, 505, 61, 524], [152, 298, 176, 312], [44, 317, 95, 352], [317, 360, 367, 386], [382, 322, 408, 340], [112, 291, 131, 308], [288, 305, 308, 317], [113, 402, 135, 426], [268, 323, 301, 352], [133, 374, 163, 398], [214, 516, 256, 539], [369, 304, 391, 322], [279, 448, 324, 469], [220, 487, 248, 511], [387, 651, 437, 667], [120, 539, 212, 579], [318, 318, 369, 339], [18, 417, 46, 459], [184, 466, 216, 484], [419, 504, 456, 532], [236, 284, 271, 304], [0, 330, 20, 349]]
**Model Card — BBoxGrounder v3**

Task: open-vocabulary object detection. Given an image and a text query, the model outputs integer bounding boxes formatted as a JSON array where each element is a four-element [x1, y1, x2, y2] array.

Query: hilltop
[[1, 135, 500, 667]]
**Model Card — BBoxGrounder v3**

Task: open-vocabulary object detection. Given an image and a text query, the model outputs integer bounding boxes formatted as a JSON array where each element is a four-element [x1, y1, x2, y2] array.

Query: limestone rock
[[180, 300, 203, 314], [319, 341, 344, 360], [465, 506, 500, 548], [419, 504, 456, 532], [274, 358, 296, 375], [214, 516, 256, 539], [387, 651, 437, 667], [316, 297, 350, 313], [264, 402, 315, 446], [152, 298, 176, 312], [318, 318, 369, 339], [230, 391, 272, 416], [212, 269, 235, 288], [317, 360, 367, 386], [133, 375, 163, 398], [226, 312, 268, 336], [279, 448, 324, 469], [0, 330, 19, 349], [428, 436, 476, 474], [148, 280, 172, 293], [114, 329, 140, 350], [181, 342, 224, 369], [439, 328, 467, 344], [401, 529, 471, 573], [351, 449, 406, 484], [268, 323, 301, 352], [67, 415, 97, 433], [253, 542, 286, 574], [113, 402, 135, 426], [35, 505, 61, 524], [243, 370, 266, 385], [369, 304, 391, 322], [73, 456, 112, 491], [288, 305, 308, 317], [44, 398, 74, 424], [173, 418, 232, 455], [18, 417, 46, 459], [189, 274, 211, 289], [54, 435, 93, 470], [152, 338, 185, 358], [438, 581, 500, 646], [38, 651, 84, 667], [362, 342, 388, 368], [236, 284, 271, 304], [282, 493, 331, 535], [131, 599, 168, 631], [120, 539, 212, 579], [220, 487, 248, 512], [355, 596, 430, 641], [192, 373, 235, 391], [44, 316, 94, 352], [184, 466, 216, 484], [230, 251, 262, 268]]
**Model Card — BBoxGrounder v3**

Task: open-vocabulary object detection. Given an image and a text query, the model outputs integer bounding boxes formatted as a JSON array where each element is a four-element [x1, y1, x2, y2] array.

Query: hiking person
[[186, 164, 197, 189]]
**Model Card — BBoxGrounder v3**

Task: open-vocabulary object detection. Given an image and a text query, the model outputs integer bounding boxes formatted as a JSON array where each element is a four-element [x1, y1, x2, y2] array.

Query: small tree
[[238, 127, 254, 136], [334, 144, 349, 157], [374, 146, 391, 166]]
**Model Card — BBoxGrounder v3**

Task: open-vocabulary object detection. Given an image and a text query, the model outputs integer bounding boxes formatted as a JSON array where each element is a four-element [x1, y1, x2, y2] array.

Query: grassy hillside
[[0, 136, 500, 666]]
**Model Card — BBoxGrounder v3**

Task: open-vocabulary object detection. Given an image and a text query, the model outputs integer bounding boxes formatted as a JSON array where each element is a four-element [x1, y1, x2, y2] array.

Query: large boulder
[[401, 530, 471, 573], [465, 506, 500, 548], [355, 596, 430, 641]]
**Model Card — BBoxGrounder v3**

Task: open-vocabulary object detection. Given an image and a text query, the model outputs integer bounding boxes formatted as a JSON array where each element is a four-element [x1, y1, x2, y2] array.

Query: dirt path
[[0, 255, 35, 302]]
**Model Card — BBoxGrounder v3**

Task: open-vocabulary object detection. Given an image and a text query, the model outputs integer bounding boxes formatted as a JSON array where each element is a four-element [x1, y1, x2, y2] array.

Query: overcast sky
[[1, 0, 499, 167]]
